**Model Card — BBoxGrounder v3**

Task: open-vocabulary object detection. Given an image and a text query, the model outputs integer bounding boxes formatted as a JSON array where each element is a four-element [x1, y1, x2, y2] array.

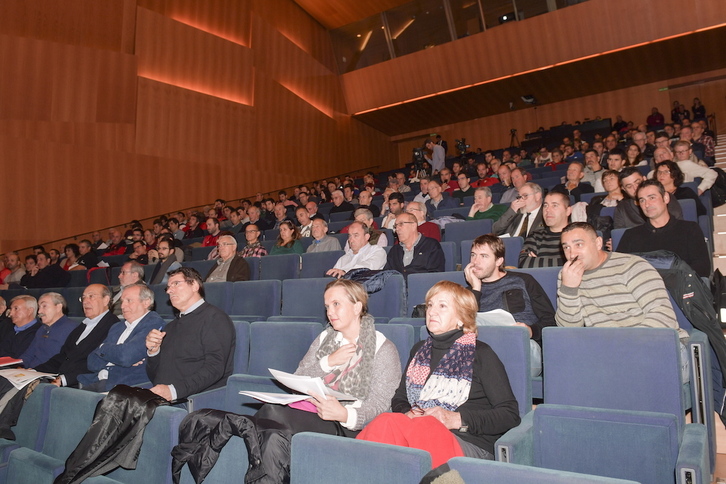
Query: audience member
[[20, 252, 70, 288], [654, 160, 706, 217], [204, 235, 250, 282], [405, 201, 441, 241], [617, 180, 710, 277], [425, 178, 458, 218], [239, 224, 268, 258], [519, 191, 571, 268], [492, 182, 545, 238], [0, 295, 41, 358], [452, 172, 475, 205], [466, 187, 506, 221], [270, 220, 304, 255], [2, 252, 25, 285], [326, 222, 386, 278], [381, 192, 406, 230], [296, 206, 313, 238], [614, 167, 682, 229], [385, 213, 445, 279], [76, 240, 99, 270], [145, 268, 235, 401], [184, 213, 205, 239], [19, 292, 79, 369], [329, 190, 355, 215], [306, 219, 341, 253], [104, 229, 130, 256], [582, 150, 605, 192], [357, 190, 380, 217], [148, 239, 181, 285]]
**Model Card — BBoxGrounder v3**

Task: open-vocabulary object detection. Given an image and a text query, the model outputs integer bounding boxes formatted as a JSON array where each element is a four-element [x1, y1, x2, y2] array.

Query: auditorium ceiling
[[293, 0, 411, 30]]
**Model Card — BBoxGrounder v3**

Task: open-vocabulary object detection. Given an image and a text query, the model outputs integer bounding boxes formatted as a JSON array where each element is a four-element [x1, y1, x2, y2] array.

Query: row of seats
[[185, 324, 712, 484]]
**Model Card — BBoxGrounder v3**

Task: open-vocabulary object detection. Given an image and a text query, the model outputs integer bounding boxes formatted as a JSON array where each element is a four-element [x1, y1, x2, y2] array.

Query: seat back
[[300, 251, 344, 278], [443, 219, 493, 245], [448, 457, 640, 484], [229, 280, 281, 319], [290, 432, 431, 484], [151, 283, 175, 317], [104, 405, 187, 484], [678, 198, 697, 222], [66, 270, 88, 287], [282, 278, 329, 318], [42, 388, 105, 460], [202, 282, 231, 313], [13, 383, 56, 452], [191, 246, 215, 261], [233, 321, 251, 374], [182, 260, 216, 278], [406, 272, 466, 316], [259, 254, 300, 280], [439, 241, 457, 271], [368, 273, 406, 319], [510, 267, 559, 308], [477, 326, 531, 417], [543, 327, 687, 420], [244, 257, 261, 280], [248, 322, 323, 375], [375, 324, 414, 371], [62, 287, 86, 317], [533, 404, 680, 484]]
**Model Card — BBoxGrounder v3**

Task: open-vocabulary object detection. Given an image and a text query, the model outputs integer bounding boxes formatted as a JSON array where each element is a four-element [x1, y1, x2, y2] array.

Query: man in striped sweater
[[556, 222, 687, 340]]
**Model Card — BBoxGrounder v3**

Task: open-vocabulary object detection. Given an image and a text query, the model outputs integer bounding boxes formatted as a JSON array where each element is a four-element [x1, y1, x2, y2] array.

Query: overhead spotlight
[[499, 12, 516, 24], [521, 95, 537, 105]]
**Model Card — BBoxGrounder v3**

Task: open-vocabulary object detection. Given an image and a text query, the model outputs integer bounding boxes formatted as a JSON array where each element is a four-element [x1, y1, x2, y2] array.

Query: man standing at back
[[145, 267, 235, 401]]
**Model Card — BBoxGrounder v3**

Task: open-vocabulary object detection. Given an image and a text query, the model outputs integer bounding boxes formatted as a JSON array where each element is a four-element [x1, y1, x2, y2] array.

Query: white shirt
[[511, 206, 541, 238], [333, 244, 387, 273]]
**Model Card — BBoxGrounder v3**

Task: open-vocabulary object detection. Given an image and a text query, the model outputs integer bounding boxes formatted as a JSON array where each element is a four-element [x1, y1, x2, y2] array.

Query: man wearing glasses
[[385, 213, 444, 280], [405, 201, 441, 241], [493, 182, 545, 238], [148, 237, 182, 285], [204, 235, 250, 283], [145, 267, 235, 401]]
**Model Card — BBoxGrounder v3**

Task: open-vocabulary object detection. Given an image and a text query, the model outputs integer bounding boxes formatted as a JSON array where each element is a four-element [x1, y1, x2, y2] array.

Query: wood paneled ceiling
[[351, 25, 726, 136], [292, 0, 410, 30]]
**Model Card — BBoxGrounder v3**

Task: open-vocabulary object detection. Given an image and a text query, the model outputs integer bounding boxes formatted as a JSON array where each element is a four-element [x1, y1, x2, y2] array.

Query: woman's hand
[[327, 343, 357, 367], [421, 406, 462, 430], [309, 392, 348, 423]]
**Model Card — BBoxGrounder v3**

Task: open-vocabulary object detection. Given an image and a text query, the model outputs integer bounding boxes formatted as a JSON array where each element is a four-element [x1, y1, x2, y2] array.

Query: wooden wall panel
[[136, 7, 254, 106], [0, 0, 134, 53], [341, 0, 726, 113], [0, 34, 137, 124], [252, 0, 338, 74], [394, 67, 726, 163], [252, 14, 346, 116], [137, 0, 252, 47], [135, 78, 255, 165]]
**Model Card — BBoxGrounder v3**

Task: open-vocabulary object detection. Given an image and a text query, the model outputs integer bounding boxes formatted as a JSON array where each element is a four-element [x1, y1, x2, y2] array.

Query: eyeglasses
[[394, 222, 417, 229], [165, 280, 188, 292]]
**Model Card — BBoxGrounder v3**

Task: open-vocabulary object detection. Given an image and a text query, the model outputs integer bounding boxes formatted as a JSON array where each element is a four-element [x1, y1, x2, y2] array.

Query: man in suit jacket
[[204, 235, 250, 282], [492, 182, 545, 238], [78, 284, 166, 392], [36, 284, 118, 387]]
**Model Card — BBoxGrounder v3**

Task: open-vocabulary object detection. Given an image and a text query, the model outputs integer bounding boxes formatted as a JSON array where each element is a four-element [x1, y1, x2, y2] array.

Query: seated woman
[[357, 280, 520, 468], [269, 220, 304, 255], [655, 160, 707, 217], [62, 243, 81, 271], [251, 279, 401, 482], [625, 142, 648, 167]]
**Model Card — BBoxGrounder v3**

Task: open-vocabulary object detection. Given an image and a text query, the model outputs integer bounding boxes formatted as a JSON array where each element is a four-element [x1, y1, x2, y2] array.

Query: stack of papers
[[239, 369, 356, 404], [0, 369, 57, 389]]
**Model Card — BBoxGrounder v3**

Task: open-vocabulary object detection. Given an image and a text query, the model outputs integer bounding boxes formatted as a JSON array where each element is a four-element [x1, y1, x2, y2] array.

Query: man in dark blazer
[[492, 182, 546, 238], [204, 235, 250, 282], [37, 284, 118, 387], [77, 284, 166, 392], [384, 213, 445, 280]]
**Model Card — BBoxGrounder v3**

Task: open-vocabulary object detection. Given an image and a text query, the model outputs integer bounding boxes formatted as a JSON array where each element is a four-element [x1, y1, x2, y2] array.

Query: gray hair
[[123, 283, 155, 309], [474, 186, 492, 197], [40, 292, 67, 314], [353, 208, 373, 221], [124, 261, 146, 282], [10, 295, 37, 315]]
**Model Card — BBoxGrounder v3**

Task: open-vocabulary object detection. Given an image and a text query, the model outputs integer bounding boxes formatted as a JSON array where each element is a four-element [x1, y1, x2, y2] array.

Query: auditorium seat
[[191, 246, 214, 261], [229, 280, 281, 320], [510, 267, 559, 308], [328, 211, 353, 223], [259, 254, 300, 280], [443, 219, 493, 247], [66, 270, 88, 287], [406, 272, 466, 317], [244, 257, 260, 280], [439, 241, 457, 271], [202, 282, 231, 313], [374, 323, 414, 371], [300, 251, 344, 278], [182, 260, 216, 278], [433, 207, 469, 219]]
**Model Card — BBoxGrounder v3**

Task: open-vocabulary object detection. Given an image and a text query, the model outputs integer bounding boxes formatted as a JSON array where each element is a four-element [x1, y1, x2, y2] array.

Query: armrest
[[186, 387, 226, 412], [677, 423, 709, 484], [495, 411, 534, 465], [225, 374, 288, 415]]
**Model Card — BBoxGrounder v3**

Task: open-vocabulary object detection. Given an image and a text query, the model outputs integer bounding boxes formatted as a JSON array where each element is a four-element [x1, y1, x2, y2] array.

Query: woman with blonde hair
[[357, 280, 520, 468]]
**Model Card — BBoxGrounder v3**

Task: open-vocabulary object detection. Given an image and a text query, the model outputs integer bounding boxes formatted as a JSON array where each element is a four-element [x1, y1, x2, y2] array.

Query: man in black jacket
[[385, 213, 445, 280]]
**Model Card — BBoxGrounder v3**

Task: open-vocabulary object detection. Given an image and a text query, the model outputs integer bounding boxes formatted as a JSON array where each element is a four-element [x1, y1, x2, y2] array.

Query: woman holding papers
[[252, 279, 401, 483], [356, 281, 520, 469]]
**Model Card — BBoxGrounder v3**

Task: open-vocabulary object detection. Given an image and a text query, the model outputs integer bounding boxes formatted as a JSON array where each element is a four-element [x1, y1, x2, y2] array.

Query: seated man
[[296, 206, 313, 238], [519, 191, 571, 268], [0, 296, 41, 359], [617, 180, 710, 278], [20, 252, 70, 288], [329, 189, 355, 215], [204, 235, 250, 282], [557, 222, 686, 339], [112, 261, 145, 315], [75, 240, 99, 270], [341, 208, 387, 247], [357, 189, 380, 217], [465, 235, 556, 376], [381, 192, 405, 230], [551, 161, 594, 202], [385, 213, 445, 280], [148, 238, 182, 285], [103, 229, 130, 256], [614, 167, 682, 229], [244, 206, 274, 232], [424, 178, 458, 218], [38, 284, 119, 387], [306, 218, 342, 253], [466, 186, 507, 221], [239, 224, 268, 258], [202, 217, 222, 247], [326, 222, 386, 279], [127, 240, 149, 265], [78, 284, 166, 392], [405, 201, 441, 241], [145, 267, 235, 401], [492, 182, 545, 238], [20, 292, 79, 369], [452, 172, 475, 205], [499, 167, 527, 204]]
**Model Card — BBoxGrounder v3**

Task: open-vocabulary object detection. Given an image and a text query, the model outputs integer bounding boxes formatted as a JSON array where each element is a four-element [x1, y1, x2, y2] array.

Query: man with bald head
[[204, 235, 250, 282], [405, 201, 441, 241], [329, 189, 355, 215], [104, 229, 130, 256], [1, 253, 25, 286]]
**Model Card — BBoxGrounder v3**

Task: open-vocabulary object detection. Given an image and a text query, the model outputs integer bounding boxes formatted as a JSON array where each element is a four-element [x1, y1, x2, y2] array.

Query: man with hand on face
[[326, 222, 386, 279], [556, 222, 685, 338], [145, 267, 235, 401], [20, 292, 79, 369], [78, 284, 165, 392], [20, 252, 70, 289]]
